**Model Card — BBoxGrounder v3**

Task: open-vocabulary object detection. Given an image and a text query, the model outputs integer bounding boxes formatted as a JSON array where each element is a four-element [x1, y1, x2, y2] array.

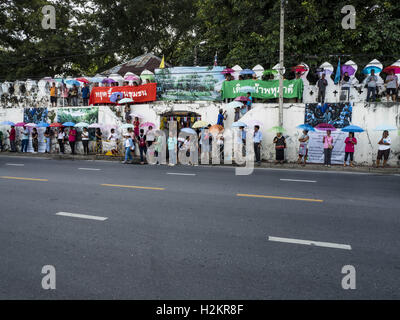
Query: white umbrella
[[88, 123, 102, 128], [75, 122, 90, 128], [130, 112, 145, 118]]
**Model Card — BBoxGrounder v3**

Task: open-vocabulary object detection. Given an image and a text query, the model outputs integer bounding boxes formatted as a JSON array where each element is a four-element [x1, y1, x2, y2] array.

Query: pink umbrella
[[76, 77, 90, 83], [125, 75, 140, 81], [222, 68, 235, 74], [140, 122, 155, 128], [130, 112, 145, 118], [315, 123, 336, 131], [15, 122, 26, 127], [383, 66, 400, 74], [234, 96, 250, 102], [25, 123, 37, 127]]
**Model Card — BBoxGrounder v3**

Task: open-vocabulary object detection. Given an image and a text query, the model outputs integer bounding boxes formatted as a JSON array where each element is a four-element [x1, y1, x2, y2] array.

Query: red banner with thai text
[[89, 83, 157, 105]]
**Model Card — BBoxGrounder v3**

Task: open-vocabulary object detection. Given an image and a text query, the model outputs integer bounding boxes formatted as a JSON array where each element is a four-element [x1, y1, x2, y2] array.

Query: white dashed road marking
[[268, 236, 351, 250], [56, 212, 108, 221]]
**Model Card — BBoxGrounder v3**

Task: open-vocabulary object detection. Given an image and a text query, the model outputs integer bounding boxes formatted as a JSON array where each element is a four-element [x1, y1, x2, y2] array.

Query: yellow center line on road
[[0, 176, 48, 182], [101, 184, 165, 191], [237, 193, 323, 203]]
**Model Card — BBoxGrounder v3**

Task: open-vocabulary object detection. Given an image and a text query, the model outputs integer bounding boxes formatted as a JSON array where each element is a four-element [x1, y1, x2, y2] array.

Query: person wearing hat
[[122, 132, 135, 164]]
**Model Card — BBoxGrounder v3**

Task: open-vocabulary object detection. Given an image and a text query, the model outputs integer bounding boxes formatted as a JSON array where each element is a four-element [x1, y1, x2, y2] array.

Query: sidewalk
[[1, 151, 399, 174]]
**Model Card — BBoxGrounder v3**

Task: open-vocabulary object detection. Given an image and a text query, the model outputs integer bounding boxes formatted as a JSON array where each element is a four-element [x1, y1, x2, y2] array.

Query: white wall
[[1, 102, 399, 166]]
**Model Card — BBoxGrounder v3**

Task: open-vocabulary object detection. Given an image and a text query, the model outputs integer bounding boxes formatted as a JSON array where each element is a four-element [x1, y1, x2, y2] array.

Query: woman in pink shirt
[[323, 129, 333, 167], [68, 127, 77, 155], [344, 132, 357, 167]]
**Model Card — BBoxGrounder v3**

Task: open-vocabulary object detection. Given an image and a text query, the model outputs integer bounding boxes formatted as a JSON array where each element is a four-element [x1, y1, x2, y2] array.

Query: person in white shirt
[[122, 133, 134, 164], [254, 125, 262, 165], [376, 130, 391, 168], [57, 128, 65, 154], [146, 126, 155, 147], [366, 69, 378, 102], [385, 70, 398, 102], [81, 127, 89, 155], [108, 128, 119, 155]]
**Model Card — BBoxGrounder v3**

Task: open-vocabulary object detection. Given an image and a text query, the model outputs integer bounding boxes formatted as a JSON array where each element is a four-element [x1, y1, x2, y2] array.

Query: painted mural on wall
[[23, 107, 48, 124], [155, 66, 226, 101], [304, 103, 352, 128], [57, 107, 98, 124]]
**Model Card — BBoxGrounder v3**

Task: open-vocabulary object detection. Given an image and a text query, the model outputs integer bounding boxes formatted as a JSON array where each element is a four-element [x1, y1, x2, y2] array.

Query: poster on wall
[[307, 130, 348, 164], [305, 103, 352, 128], [24, 108, 48, 153], [24, 107, 48, 124], [221, 79, 304, 100], [57, 107, 99, 124], [155, 66, 226, 101], [89, 84, 157, 105]]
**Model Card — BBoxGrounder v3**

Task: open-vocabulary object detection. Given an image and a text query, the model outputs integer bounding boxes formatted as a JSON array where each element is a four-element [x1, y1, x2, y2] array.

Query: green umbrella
[[268, 126, 286, 133], [263, 69, 278, 76]]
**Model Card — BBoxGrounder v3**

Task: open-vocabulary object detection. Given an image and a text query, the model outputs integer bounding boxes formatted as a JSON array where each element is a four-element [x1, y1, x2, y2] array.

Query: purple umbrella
[[315, 123, 336, 131], [222, 68, 235, 74], [341, 65, 356, 76], [110, 92, 123, 103], [102, 78, 114, 84]]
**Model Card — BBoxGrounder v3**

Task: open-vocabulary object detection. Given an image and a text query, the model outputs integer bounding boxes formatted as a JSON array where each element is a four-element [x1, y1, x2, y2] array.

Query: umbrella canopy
[[382, 66, 400, 74], [25, 123, 37, 127], [263, 69, 278, 76], [140, 122, 155, 128], [62, 122, 76, 127], [76, 77, 90, 83], [15, 122, 26, 127], [65, 80, 80, 86], [341, 125, 364, 133], [315, 123, 336, 131], [130, 112, 145, 119], [110, 92, 123, 103], [232, 121, 248, 128], [341, 65, 356, 76], [37, 122, 49, 127], [291, 65, 308, 74], [222, 68, 235, 74], [240, 69, 255, 75], [209, 124, 224, 134], [75, 122, 90, 128], [192, 120, 208, 129], [268, 126, 286, 133], [89, 77, 104, 83], [245, 120, 263, 127], [124, 75, 140, 81], [0, 121, 15, 126], [227, 101, 243, 108], [88, 123, 102, 128], [181, 128, 197, 135], [121, 123, 134, 129], [296, 124, 315, 131], [234, 96, 250, 102], [118, 98, 134, 104], [373, 124, 397, 131], [49, 122, 63, 127], [102, 78, 114, 84], [362, 66, 382, 74]]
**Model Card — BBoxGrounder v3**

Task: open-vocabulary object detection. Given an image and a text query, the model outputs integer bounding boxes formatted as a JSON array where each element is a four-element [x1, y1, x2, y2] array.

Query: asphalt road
[[0, 155, 399, 299]]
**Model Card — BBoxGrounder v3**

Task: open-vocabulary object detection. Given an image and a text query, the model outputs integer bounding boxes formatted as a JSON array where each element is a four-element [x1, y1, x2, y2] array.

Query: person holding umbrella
[[297, 130, 309, 166], [70, 84, 79, 106], [44, 127, 52, 153], [7, 125, 16, 152], [68, 126, 77, 154], [81, 127, 89, 155], [344, 132, 357, 167], [57, 127, 66, 154], [385, 70, 398, 102], [376, 130, 391, 168], [323, 129, 334, 167], [366, 69, 378, 102], [273, 132, 286, 164], [81, 83, 90, 106], [31, 128, 39, 153], [21, 126, 29, 153]]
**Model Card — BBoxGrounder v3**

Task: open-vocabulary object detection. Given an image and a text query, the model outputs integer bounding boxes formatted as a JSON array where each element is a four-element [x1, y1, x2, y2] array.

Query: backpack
[[139, 135, 146, 147]]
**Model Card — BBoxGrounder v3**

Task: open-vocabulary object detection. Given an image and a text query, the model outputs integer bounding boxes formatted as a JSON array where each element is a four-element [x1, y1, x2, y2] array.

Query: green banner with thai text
[[221, 79, 303, 99]]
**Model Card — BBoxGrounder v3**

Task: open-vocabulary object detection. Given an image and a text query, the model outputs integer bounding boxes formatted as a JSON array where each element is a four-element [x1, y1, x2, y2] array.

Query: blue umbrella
[[362, 66, 382, 74], [0, 121, 15, 126], [341, 125, 364, 133], [232, 121, 248, 128], [37, 122, 50, 127], [181, 128, 197, 135], [65, 80, 81, 86], [240, 69, 255, 75], [374, 124, 397, 131], [296, 124, 315, 131], [110, 92, 123, 103], [62, 122, 75, 127]]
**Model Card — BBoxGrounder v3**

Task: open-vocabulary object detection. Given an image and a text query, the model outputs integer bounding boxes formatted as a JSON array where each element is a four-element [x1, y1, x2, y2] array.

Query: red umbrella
[[49, 122, 63, 127], [315, 123, 336, 131], [382, 66, 400, 74], [76, 77, 90, 83], [15, 122, 26, 127], [234, 96, 250, 102], [291, 65, 308, 74]]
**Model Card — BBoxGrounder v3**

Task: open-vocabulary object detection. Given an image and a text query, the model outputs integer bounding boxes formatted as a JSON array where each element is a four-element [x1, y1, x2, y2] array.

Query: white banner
[[307, 131, 348, 164]]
